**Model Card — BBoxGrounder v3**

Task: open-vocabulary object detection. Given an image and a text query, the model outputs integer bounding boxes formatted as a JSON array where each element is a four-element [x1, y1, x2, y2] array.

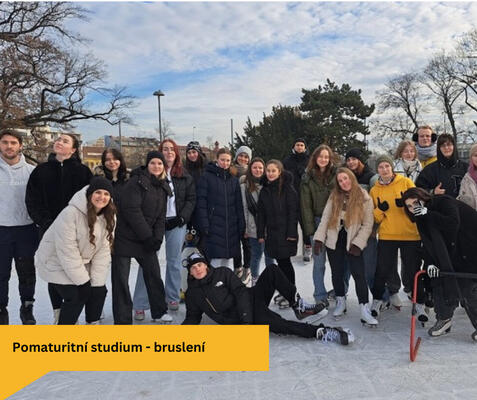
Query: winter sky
[[71, 2, 477, 146]]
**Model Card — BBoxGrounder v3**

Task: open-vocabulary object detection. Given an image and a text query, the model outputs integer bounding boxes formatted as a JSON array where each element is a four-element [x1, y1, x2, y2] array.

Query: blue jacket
[[196, 162, 245, 259]]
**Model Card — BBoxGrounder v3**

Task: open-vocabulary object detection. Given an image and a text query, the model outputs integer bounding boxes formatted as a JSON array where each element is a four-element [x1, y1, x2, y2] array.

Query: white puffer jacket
[[457, 172, 477, 211], [35, 186, 113, 287]]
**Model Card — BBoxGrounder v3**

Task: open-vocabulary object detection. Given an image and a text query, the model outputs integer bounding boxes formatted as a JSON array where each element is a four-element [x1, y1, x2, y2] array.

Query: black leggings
[[276, 258, 295, 285]]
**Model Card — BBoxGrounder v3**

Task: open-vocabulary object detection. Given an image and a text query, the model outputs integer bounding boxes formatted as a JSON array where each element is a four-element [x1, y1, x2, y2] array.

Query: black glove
[[348, 244, 361, 257], [377, 197, 389, 212], [165, 216, 185, 230], [314, 240, 323, 255], [395, 192, 404, 208], [144, 236, 162, 252]]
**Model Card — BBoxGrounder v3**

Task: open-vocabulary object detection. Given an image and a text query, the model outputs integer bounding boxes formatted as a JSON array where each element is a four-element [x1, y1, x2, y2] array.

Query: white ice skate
[[416, 303, 429, 325], [389, 293, 402, 310], [333, 296, 347, 319], [371, 299, 383, 318], [360, 303, 378, 327]]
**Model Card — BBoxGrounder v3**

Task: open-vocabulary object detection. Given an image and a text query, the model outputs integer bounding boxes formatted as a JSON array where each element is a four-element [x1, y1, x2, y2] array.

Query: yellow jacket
[[420, 156, 437, 168], [370, 174, 420, 241]]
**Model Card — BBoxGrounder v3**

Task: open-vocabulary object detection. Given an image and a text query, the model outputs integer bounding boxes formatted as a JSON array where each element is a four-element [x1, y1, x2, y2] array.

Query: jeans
[[0, 224, 38, 307], [248, 237, 274, 278], [133, 225, 187, 307], [310, 216, 328, 302], [112, 253, 167, 324]]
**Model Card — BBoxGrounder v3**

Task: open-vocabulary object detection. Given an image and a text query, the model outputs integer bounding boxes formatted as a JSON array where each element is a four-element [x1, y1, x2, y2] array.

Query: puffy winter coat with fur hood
[[35, 186, 113, 287]]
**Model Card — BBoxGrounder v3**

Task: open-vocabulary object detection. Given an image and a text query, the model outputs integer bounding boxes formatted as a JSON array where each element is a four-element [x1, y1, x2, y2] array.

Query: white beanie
[[234, 146, 252, 162]]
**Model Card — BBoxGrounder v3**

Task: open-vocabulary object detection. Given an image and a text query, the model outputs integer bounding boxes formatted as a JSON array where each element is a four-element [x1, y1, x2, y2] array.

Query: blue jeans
[[133, 225, 187, 309], [248, 237, 274, 278]]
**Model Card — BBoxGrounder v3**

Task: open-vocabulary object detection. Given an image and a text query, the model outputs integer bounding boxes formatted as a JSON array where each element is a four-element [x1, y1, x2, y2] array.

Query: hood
[[68, 186, 89, 215], [437, 145, 458, 168], [0, 153, 29, 170], [47, 153, 80, 166]]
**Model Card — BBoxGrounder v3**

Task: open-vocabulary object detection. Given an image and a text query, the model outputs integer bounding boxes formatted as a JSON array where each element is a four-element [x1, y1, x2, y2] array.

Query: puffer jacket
[[300, 167, 336, 237], [93, 165, 130, 207], [240, 175, 265, 238], [170, 171, 196, 223], [283, 150, 309, 195], [182, 266, 253, 325], [35, 186, 113, 287], [457, 172, 477, 211]]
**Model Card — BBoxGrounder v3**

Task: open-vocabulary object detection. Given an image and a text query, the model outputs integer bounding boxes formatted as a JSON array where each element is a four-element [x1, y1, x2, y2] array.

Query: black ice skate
[[20, 301, 36, 325], [293, 295, 328, 322], [316, 326, 355, 345]]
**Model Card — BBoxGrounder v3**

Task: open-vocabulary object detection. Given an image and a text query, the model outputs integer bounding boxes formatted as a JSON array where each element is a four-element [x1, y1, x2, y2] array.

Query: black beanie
[[146, 150, 166, 166], [293, 137, 307, 147], [345, 148, 366, 164], [182, 252, 208, 270], [86, 177, 114, 198]]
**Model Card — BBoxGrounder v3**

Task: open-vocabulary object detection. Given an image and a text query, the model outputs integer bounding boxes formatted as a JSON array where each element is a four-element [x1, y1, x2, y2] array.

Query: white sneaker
[[360, 303, 378, 326], [333, 296, 347, 318], [153, 313, 173, 324], [134, 310, 145, 321], [371, 299, 383, 318], [390, 293, 402, 309], [416, 303, 429, 323]]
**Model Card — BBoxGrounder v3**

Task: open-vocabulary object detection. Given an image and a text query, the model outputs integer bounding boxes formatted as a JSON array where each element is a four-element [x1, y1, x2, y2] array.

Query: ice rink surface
[[6, 243, 477, 400]]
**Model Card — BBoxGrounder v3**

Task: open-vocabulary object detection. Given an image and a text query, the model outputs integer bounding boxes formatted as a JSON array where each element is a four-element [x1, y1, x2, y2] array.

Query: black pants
[[434, 279, 477, 331], [372, 240, 424, 302], [251, 264, 318, 338], [276, 258, 295, 285], [0, 225, 38, 307], [298, 218, 311, 247], [112, 253, 167, 324], [50, 282, 107, 324], [326, 229, 369, 304], [233, 235, 251, 269]]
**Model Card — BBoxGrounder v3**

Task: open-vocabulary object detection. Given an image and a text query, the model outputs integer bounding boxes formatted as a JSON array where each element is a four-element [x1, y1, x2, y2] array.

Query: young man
[[0, 130, 38, 324], [182, 252, 354, 345], [413, 125, 437, 168]]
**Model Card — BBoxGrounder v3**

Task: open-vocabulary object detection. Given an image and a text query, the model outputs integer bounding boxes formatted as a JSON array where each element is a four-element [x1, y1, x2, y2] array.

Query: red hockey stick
[[410, 270, 427, 362]]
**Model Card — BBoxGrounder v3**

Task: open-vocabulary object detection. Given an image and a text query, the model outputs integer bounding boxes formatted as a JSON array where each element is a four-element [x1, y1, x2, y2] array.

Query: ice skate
[[333, 296, 347, 319], [316, 326, 355, 345], [152, 313, 173, 324], [303, 245, 312, 263], [278, 297, 290, 309], [370, 299, 383, 318], [389, 293, 402, 310], [240, 267, 252, 287], [293, 294, 328, 322], [416, 303, 429, 325], [472, 331, 477, 342], [327, 289, 336, 302], [428, 318, 452, 337], [360, 303, 378, 327], [52, 308, 60, 325], [20, 301, 36, 325], [273, 294, 284, 304]]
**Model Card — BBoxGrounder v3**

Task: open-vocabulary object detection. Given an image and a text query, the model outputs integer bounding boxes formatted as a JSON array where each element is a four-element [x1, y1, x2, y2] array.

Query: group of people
[[1, 124, 477, 345]]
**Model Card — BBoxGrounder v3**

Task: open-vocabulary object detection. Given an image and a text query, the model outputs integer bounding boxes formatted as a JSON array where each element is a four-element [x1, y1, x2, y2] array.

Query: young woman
[[133, 139, 195, 318], [313, 167, 377, 325], [111, 151, 172, 325], [240, 157, 273, 285], [196, 148, 245, 268], [457, 143, 477, 210], [183, 141, 207, 186], [35, 177, 116, 324], [301, 145, 337, 305], [394, 140, 422, 183], [369, 155, 425, 321], [182, 252, 352, 345], [257, 160, 298, 309], [93, 148, 129, 204], [26, 133, 92, 320], [402, 187, 477, 341]]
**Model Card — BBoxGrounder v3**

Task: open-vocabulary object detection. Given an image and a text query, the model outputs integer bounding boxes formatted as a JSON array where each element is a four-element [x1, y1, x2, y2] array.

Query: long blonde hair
[[328, 167, 365, 229]]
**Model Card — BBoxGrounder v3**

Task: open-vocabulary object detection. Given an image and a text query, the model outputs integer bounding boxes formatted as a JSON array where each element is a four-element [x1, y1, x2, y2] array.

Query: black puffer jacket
[[93, 165, 129, 208], [114, 167, 172, 257], [416, 147, 468, 198], [170, 171, 196, 223], [355, 164, 377, 191], [196, 162, 245, 259], [25, 153, 92, 233], [257, 171, 299, 259], [182, 266, 253, 325], [283, 151, 309, 195]]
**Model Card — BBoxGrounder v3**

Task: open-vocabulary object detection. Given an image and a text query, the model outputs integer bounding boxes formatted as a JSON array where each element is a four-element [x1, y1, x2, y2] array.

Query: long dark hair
[[401, 187, 432, 221], [101, 148, 128, 181], [86, 194, 117, 249], [245, 157, 265, 192]]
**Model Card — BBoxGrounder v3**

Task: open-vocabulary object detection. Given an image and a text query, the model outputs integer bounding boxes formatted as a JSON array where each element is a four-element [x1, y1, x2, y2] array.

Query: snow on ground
[[6, 242, 477, 400]]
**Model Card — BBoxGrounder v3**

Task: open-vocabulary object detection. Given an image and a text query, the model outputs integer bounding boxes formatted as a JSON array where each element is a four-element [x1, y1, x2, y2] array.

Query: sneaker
[[303, 245, 312, 263], [87, 320, 101, 325], [390, 293, 402, 309], [371, 299, 383, 318], [293, 294, 328, 321], [333, 296, 347, 318], [134, 310, 145, 321], [53, 308, 60, 325], [153, 313, 173, 324], [416, 303, 429, 323], [168, 301, 179, 311], [428, 318, 452, 337], [20, 301, 36, 325], [234, 267, 244, 279], [0, 307, 8, 325], [316, 326, 355, 345]]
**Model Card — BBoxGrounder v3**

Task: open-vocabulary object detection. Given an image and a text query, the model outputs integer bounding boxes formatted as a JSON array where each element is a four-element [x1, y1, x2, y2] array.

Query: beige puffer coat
[[457, 172, 477, 211], [35, 186, 113, 287], [313, 187, 374, 251]]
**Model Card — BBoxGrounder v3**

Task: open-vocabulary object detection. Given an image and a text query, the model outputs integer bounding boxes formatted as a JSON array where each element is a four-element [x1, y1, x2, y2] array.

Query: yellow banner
[[0, 325, 269, 398]]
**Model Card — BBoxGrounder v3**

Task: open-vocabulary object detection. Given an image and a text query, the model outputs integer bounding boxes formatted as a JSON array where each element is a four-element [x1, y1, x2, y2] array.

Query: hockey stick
[[410, 270, 427, 362], [438, 271, 477, 279]]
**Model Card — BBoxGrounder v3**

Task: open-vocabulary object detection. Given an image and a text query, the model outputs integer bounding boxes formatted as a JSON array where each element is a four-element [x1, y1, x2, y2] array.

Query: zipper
[[205, 297, 218, 313]]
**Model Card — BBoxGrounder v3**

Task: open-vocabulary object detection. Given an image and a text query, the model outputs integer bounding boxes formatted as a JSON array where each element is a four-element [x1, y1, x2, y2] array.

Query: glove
[[144, 236, 162, 252], [314, 240, 323, 255], [427, 264, 440, 278], [377, 197, 389, 212], [348, 244, 361, 257], [412, 204, 428, 217], [395, 192, 404, 208], [165, 216, 185, 230]]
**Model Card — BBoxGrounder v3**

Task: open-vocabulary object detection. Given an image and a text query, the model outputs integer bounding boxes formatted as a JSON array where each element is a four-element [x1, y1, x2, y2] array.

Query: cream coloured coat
[[457, 172, 477, 211], [313, 187, 374, 251], [35, 186, 113, 287]]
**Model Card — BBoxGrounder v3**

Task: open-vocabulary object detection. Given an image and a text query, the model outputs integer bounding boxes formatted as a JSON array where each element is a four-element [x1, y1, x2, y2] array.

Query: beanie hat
[[345, 148, 366, 164], [376, 154, 394, 170], [293, 138, 307, 147], [182, 252, 208, 270], [186, 141, 204, 155], [234, 145, 252, 162], [86, 177, 114, 198], [146, 150, 166, 166]]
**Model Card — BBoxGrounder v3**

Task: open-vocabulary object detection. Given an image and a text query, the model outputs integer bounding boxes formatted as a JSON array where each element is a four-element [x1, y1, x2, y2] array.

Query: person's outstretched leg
[[252, 264, 296, 306]]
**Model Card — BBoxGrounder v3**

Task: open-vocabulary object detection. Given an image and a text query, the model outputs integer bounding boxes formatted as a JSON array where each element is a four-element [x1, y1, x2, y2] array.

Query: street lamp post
[[193, 126, 196, 140], [153, 90, 164, 142]]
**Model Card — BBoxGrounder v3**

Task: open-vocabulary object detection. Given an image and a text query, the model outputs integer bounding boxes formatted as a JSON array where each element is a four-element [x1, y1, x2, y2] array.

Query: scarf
[[378, 174, 396, 186], [401, 159, 421, 178], [416, 143, 436, 162]]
